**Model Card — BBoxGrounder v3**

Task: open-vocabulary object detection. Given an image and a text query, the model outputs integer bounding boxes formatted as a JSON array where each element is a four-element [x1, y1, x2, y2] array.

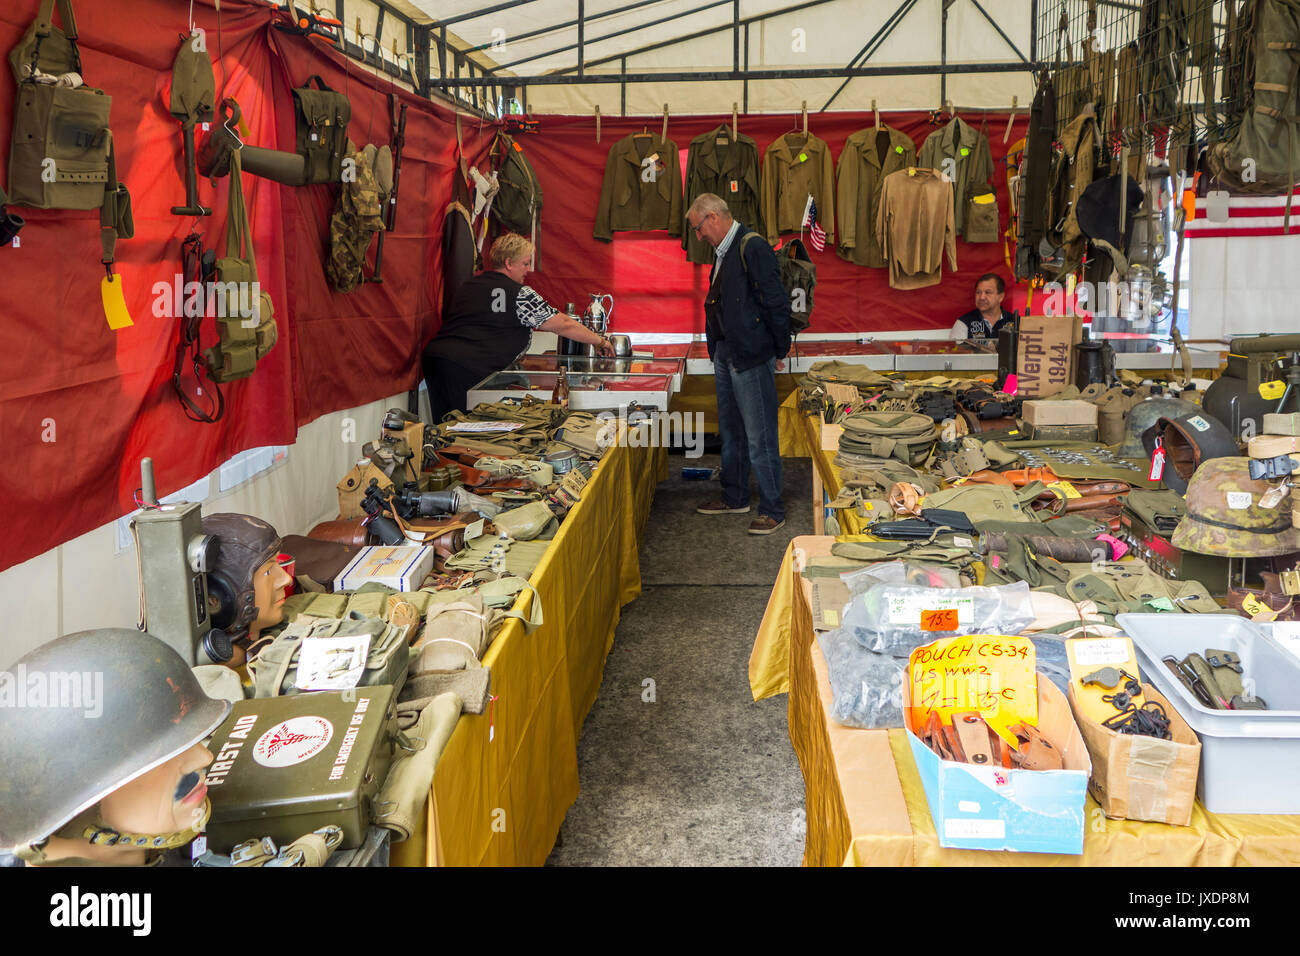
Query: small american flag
[[802, 194, 826, 251]]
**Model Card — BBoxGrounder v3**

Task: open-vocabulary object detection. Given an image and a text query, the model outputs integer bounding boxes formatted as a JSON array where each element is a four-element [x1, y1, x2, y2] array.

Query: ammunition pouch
[[204, 150, 277, 382], [489, 500, 558, 541], [293, 75, 350, 185], [249, 612, 410, 699]]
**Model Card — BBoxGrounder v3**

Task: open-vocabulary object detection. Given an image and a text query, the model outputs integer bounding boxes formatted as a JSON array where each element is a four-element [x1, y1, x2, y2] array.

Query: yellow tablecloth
[[392, 438, 668, 867], [753, 536, 1300, 866]]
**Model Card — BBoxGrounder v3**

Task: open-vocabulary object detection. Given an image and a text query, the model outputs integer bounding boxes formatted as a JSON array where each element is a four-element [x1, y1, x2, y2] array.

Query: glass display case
[[467, 368, 678, 411]]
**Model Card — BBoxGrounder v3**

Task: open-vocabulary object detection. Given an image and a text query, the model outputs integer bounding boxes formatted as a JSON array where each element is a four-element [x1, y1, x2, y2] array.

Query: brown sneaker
[[747, 516, 786, 535], [696, 499, 751, 515]]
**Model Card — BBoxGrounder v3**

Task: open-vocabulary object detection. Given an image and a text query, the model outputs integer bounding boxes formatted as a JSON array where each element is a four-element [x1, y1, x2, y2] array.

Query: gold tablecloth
[[752, 535, 1300, 866], [392, 438, 668, 866]]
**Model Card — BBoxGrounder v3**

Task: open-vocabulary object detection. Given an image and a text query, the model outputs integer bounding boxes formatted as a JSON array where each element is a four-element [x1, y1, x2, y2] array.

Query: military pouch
[[964, 183, 999, 243], [292, 75, 350, 185], [250, 612, 410, 699], [490, 500, 558, 541], [8, 0, 133, 265], [555, 411, 613, 457], [204, 150, 277, 382]]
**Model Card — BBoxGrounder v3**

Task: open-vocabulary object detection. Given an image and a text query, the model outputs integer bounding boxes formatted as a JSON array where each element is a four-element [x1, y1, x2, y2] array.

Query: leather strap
[[1186, 510, 1293, 534]]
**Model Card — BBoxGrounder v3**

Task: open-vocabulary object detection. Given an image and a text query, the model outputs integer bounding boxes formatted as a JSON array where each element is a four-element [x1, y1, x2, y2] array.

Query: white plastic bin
[[1115, 613, 1300, 814]]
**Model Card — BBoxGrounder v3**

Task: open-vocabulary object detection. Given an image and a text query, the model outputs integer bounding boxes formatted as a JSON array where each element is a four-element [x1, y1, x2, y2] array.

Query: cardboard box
[[1022, 399, 1098, 427], [1067, 682, 1200, 826], [904, 674, 1091, 855], [1016, 316, 1082, 398], [334, 545, 435, 591]]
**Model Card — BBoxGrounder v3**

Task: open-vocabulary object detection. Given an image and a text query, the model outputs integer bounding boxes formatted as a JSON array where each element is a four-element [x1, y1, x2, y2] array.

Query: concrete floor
[[546, 452, 814, 866]]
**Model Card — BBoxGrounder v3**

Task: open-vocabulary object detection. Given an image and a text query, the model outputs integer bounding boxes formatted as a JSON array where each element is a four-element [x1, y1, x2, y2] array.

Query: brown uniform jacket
[[876, 167, 957, 290], [761, 131, 835, 245], [918, 117, 994, 233], [682, 125, 764, 264], [594, 133, 683, 240], [836, 125, 917, 268]]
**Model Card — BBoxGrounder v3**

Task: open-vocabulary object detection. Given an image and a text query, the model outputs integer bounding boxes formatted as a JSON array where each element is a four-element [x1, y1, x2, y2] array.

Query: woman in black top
[[423, 233, 613, 421]]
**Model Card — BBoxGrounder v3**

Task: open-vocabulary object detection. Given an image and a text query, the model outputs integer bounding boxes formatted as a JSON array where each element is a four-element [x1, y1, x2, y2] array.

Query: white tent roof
[[355, 0, 1048, 115]]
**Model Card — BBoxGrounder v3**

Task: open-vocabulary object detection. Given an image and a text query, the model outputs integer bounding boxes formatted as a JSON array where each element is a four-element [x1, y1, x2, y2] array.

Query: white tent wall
[[0, 392, 418, 668]]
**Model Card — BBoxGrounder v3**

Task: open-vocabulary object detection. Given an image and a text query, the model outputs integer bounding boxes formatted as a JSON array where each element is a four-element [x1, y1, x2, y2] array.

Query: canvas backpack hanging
[[7, 0, 133, 267], [292, 75, 351, 185]]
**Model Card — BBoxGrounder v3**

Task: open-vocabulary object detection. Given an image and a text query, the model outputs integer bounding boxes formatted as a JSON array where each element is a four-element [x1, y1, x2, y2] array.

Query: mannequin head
[[250, 555, 293, 640], [38, 743, 214, 866], [202, 513, 288, 651], [0, 629, 230, 866]]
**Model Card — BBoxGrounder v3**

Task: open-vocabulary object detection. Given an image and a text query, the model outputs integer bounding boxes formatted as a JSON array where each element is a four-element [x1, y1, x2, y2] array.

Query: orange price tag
[[513, 142, 523, 152], [920, 608, 959, 631]]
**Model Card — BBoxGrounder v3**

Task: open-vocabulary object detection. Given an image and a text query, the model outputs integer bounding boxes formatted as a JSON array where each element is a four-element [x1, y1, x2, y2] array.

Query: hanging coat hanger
[[1003, 95, 1018, 144], [595, 105, 601, 143], [661, 103, 669, 141], [632, 122, 652, 139], [872, 98, 880, 128], [732, 102, 738, 139]]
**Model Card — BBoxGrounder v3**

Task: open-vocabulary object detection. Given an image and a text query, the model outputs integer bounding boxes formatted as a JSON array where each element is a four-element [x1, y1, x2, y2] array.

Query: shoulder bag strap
[[30, 0, 83, 76], [224, 150, 258, 278]]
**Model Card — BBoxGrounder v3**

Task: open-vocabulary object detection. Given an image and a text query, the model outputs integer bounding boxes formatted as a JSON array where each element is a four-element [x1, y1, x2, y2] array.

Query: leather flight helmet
[[1115, 396, 1201, 457], [0, 629, 230, 851], [1172, 457, 1300, 557], [202, 513, 282, 636], [1150, 411, 1241, 495]]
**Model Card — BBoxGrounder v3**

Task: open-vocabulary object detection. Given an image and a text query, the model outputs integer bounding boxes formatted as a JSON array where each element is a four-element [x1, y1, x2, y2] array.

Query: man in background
[[687, 193, 791, 535], [951, 272, 1017, 339]]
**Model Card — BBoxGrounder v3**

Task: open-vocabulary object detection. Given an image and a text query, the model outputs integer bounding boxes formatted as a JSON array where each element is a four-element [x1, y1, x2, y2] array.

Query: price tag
[[798, 152, 808, 163], [190, 836, 208, 859], [10, 236, 18, 248], [920, 608, 960, 631], [1226, 491, 1252, 510], [729, 179, 738, 193], [895, 145, 905, 154], [960, 147, 970, 157], [908, 635, 1037, 746], [1149, 441, 1166, 481], [1048, 480, 1082, 499], [1242, 594, 1280, 620], [201, 122, 210, 132]]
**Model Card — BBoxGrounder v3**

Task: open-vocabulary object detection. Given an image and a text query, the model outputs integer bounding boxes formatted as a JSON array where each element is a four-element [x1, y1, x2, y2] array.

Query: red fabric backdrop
[[521, 111, 1030, 336], [0, 0, 493, 573]]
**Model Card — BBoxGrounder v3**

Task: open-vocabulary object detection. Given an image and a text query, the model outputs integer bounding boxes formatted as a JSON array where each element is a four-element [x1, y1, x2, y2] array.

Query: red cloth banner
[[0, 0, 491, 574]]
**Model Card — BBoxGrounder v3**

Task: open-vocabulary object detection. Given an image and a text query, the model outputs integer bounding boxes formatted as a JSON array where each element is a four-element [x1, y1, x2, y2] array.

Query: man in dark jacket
[[688, 193, 792, 534]]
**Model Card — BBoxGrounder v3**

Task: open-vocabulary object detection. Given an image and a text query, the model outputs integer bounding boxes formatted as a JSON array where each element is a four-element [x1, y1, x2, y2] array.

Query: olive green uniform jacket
[[836, 125, 917, 268], [594, 133, 683, 241], [761, 131, 835, 245], [682, 125, 764, 264], [918, 116, 994, 233]]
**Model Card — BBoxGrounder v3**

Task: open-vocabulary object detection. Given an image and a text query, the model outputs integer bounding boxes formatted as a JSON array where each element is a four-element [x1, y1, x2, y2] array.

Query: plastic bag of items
[[819, 627, 907, 728], [842, 580, 1035, 656]]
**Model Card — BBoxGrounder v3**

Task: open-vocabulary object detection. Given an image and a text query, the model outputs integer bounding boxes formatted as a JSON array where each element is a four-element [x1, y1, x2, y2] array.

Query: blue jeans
[[714, 351, 784, 521]]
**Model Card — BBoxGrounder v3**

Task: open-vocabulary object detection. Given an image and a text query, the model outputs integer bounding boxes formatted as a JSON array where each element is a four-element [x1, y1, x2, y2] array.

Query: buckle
[[230, 836, 277, 866]]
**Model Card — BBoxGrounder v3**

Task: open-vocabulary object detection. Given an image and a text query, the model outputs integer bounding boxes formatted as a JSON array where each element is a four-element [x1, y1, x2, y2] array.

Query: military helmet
[[202, 513, 282, 636], [1172, 457, 1300, 557], [1151, 411, 1240, 494], [1115, 396, 1202, 457], [0, 629, 230, 849]]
